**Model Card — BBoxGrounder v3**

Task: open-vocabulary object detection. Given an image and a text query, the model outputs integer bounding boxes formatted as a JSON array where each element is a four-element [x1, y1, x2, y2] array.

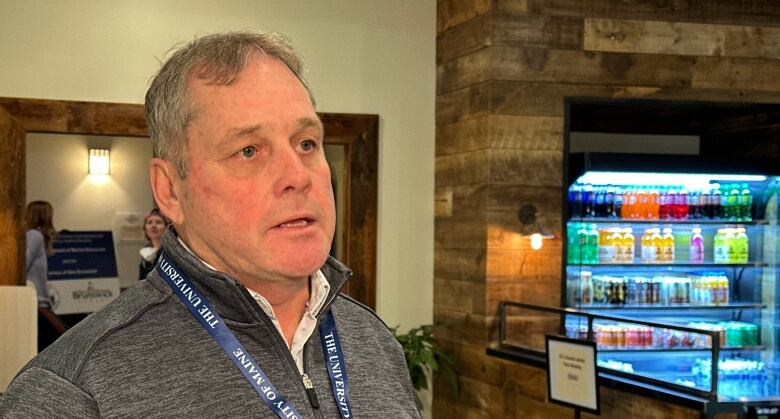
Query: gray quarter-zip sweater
[[0, 230, 420, 418]]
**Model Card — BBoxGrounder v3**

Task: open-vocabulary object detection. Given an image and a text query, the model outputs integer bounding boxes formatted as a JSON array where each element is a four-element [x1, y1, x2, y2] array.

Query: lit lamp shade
[[88, 148, 110, 175]]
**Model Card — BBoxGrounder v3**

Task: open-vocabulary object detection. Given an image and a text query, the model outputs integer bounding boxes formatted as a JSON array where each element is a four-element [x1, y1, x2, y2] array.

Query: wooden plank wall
[[434, 0, 780, 417]]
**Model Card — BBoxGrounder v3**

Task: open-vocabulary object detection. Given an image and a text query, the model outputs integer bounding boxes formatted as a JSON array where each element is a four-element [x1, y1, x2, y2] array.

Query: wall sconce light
[[88, 148, 110, 175], [518, 204, 553, 250]]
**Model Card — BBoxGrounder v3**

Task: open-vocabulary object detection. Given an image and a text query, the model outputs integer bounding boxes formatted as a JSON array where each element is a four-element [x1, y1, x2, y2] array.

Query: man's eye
[[300, 140, 316, 152], [240, 146, 256, 158]]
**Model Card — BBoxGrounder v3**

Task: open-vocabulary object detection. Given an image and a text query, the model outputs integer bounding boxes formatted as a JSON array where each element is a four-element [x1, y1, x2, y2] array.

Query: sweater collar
[[152, 227, 352, 324]]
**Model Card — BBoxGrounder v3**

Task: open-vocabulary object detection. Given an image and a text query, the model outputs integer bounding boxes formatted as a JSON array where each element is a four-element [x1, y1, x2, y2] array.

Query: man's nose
[[272, 146, 312, 196]]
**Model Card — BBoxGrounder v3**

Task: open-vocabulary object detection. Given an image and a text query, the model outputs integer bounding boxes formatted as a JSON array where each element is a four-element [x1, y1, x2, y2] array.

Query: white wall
[[0, 0, 435, 331]]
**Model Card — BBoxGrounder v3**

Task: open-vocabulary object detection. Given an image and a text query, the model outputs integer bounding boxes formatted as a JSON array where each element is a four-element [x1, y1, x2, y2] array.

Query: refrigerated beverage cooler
[[564, 153, 780, 408]]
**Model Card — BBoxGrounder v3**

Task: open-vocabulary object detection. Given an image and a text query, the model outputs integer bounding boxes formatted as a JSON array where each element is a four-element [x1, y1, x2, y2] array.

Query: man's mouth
[[278, 218, 312, 228]]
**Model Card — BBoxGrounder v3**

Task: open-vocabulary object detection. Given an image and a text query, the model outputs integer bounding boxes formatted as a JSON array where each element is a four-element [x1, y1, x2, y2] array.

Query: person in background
[[138, 208, 168, 280], [0, 31, 418, 418], [25, 200, 67, 350]]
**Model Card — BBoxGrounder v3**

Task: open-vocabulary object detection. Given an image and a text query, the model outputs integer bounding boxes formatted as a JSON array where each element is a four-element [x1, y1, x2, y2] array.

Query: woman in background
[[138, 208, 168, 280], [26, 200, 66, 350]]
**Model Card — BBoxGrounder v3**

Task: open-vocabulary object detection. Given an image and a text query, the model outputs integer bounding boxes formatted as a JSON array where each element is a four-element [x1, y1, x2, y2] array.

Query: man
[[0, 32, 419, 418]]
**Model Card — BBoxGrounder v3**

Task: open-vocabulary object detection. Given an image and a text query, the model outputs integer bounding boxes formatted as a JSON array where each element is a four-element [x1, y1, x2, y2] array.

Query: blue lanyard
[[156, 254, 353, 418]]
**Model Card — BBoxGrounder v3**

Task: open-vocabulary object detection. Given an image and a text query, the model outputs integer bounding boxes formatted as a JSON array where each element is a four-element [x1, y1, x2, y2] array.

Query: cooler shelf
[[580, 303, 765, 311]]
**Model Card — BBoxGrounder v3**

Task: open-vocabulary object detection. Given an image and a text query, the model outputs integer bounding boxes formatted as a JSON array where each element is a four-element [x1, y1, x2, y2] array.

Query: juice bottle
[[676, 188, 689, 220], [598, 229, 612, 263], [739, 183, 753, 222], [651, 228, 663, 263], [580, 271, 593, 305], [735, 227, 749, 263], [641, 228, 654, 263], [689, 227, 704, 263], [623, 228, 635, 263], [636, 187, 648, 220], [718, 276, 730, 304], [621, 188, 633, 219], [723, 228, 737, 263], [713, 229, 726, 264], [665, 188, 677, 220], [661, 228, 675, 262], [647, 187, 659, 219]]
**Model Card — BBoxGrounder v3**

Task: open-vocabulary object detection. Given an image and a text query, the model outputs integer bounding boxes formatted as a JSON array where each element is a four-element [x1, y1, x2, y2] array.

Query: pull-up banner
[[47, 231, 119, 314]]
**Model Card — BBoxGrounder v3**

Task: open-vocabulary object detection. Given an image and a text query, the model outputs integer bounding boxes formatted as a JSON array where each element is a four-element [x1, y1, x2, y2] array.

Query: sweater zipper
[[237, 285, 325, 417]]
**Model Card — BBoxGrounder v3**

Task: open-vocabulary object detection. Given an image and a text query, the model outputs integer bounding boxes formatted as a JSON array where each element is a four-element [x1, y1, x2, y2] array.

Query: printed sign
[[47, 231, 120, 314], [546, 335, 600, 414]]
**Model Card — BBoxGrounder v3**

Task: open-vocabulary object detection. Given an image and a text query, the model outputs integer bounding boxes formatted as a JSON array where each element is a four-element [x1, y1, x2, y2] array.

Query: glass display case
[[563, 153, 780, 404]]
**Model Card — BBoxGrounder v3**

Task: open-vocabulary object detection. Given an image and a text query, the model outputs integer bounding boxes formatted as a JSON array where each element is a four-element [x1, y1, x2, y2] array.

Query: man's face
[[173, 55, 335, 284]]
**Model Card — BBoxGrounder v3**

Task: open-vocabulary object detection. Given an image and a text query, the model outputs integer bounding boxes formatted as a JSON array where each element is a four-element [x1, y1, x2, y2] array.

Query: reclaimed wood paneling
[[434, 307, 493, 345], [494, 11, 583, 50], [436, 115, 563, 157], [436, 150, 491, 187], [585, 18, 780, 59], [0, 107, 25, 286], [436, 82, 492, 125], [437, 0, 492, 33], [693, 56, 780, 92], [438, 46, 694, 94], [527, 0, 688, 21], [434, 246, 487, 283], [434, 277, 486, 314], [489, 149, 563, 185], [437, 11, 492, 64]]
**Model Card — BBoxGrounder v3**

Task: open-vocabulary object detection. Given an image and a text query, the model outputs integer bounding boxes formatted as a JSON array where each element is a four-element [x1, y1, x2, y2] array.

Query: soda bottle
[[594, 186, 606, 218], [700, 188, 711, 219], [605, 185, 616, 218], [710, 183, 722, 219], [583, 184, 595, 218], [569, 185, 583, 218], [614, 186, 623, 219], [739, 183, 753, 222], [567, 223, 580, 263], [577, 224, 589, 264], [647, 187, 660, 219], [661, 227, 675, 262], [587, 224, 600, 264], [727, 184, 741, 221], [636, 186, 648, 220], [735, 227, 749, 263], [689, 227, 704, 263], [687, 190, 700, 219]]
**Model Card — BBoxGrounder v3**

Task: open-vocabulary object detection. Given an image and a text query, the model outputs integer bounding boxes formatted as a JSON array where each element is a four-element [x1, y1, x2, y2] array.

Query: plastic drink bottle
[[726, 183, 740, 220], [621, 188, 632, 219], [576, 224, 589, 264], [587, 224, 600, 264], [724, 228, 737, 263], [583, 184, 594, 217], [605, 185, 616, 218], [739, 184, 752, 222], [614, 186, 623, 219], [700, 188, 711, 219], [676, 188, 688, 220], [665, 188, 677, 220], [689, 227, 704, 263], [636, 187, 648, 220], [623, 228, 635, 263], [647, 187, 659, 219], [567, 223, 580, 263], [595, 186, 606, 217], [710, 184, 722, 219], [735, 227, 749, 263], [641, 229, 653, 263], [651, 228, 663, 263], [714, 229, 726, 264], [569, 185, 583, 218], [661, 228, 675, 262], [598, 229, 612, 263]]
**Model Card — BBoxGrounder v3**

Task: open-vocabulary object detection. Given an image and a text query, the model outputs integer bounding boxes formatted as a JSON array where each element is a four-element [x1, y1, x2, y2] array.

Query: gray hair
[[144, 31, 314, 178]]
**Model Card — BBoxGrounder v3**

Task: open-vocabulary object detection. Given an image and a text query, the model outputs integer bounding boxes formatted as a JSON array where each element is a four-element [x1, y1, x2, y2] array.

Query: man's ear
[[150, 158, 185, 226]]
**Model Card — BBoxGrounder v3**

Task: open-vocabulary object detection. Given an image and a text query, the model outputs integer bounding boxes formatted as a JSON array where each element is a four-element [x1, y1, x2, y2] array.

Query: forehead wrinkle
[[297, 117, 323, 134]]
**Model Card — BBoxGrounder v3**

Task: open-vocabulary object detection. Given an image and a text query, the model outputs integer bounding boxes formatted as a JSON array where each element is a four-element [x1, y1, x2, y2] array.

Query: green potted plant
[[393, 324, 457, 410]]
